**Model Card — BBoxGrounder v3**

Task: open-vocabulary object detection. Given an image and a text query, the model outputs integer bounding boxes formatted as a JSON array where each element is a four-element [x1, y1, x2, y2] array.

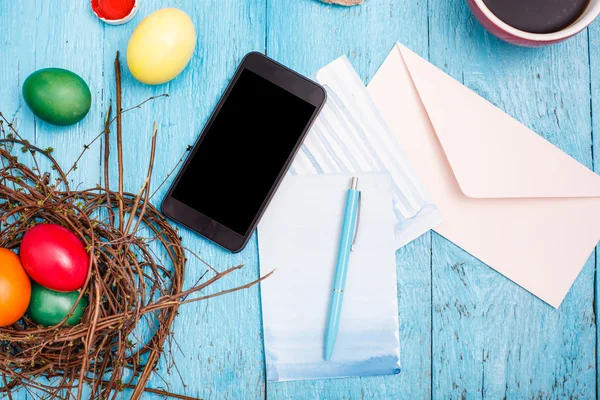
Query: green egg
[[22, 68, 91, 126], [27, 282, 88, 327]]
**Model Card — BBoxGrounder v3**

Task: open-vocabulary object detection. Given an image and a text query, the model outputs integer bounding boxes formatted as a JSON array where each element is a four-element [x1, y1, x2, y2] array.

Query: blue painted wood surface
[[1, 0, 599, 398]]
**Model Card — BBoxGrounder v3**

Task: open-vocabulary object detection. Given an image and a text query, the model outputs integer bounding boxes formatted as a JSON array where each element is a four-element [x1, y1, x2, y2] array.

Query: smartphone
[[162, 52, 327, 252]]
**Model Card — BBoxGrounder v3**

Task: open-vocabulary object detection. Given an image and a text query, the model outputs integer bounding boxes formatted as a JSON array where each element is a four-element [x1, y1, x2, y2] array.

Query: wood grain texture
[[590, 20, 600, 400], [429, 0, 596, 398], [1, 0, 600, 399]]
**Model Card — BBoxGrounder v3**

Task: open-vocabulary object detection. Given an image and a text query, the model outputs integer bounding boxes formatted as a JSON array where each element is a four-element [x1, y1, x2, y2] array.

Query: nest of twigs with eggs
[[0, 54, 266, 400]]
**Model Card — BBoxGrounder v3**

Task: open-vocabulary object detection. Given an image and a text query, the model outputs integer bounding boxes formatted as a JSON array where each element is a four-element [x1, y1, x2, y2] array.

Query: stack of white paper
[[291, 56, 442, 249]]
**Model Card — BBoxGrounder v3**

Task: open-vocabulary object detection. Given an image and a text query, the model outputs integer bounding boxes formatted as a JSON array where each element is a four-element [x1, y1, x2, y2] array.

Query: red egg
[[20, 224, 89, 291]]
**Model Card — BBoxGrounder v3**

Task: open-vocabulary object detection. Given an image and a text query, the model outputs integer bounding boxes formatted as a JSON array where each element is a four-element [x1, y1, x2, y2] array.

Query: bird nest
[[0, 53, 265, 400]]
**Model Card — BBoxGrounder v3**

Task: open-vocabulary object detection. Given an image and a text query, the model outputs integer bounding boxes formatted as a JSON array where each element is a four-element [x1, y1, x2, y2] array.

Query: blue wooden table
[[1, 0, 599, 398]]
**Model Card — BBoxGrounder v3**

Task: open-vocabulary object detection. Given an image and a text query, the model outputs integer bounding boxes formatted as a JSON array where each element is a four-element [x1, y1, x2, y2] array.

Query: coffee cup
[[467, 0, 600, 46]]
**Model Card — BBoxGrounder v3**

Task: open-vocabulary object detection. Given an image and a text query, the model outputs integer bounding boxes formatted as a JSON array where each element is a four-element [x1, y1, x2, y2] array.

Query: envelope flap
[[397, 44, 600, 199]]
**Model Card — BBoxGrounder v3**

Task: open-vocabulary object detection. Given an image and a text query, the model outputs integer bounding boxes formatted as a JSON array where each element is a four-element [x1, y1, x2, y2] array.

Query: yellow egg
[[126, 8, 197, 85]]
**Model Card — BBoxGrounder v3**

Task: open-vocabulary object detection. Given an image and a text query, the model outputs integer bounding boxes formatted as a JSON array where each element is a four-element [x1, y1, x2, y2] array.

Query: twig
[[149, 145, 191, 201], [63, 95, 167, 180], [103, 102, 114, 225]]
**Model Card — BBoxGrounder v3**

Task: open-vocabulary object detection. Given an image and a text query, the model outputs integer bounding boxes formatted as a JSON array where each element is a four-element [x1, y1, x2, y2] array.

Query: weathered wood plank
[[0, 1, 36, 140], [590, 20, 600, 399], [0, 1, 104, 398], [100, 1, 268, 399], [428, 0, 596, 398], [266, 0, 432, 398], [0, 0, 104, 185]]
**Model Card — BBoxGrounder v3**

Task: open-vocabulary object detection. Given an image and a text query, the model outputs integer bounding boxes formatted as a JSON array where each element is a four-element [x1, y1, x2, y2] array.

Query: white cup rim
[[473, 0, 600, 41]]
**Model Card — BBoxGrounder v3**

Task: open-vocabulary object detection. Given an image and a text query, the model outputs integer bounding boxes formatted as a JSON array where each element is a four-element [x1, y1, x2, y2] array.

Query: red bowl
[[91, 0, 139, 25], [467, 0, 600, 47]]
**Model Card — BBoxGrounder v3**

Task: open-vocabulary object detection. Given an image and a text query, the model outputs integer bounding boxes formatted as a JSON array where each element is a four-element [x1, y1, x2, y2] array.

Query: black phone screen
[[171, 68, 317, 236]]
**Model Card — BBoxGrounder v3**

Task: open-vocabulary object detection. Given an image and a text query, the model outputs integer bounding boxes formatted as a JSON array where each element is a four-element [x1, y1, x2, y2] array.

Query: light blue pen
[[324, 176, 361, 361]]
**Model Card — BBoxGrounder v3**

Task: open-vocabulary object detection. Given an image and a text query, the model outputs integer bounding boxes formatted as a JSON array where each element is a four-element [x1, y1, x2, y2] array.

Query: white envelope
[[368, 43, 600, 307]]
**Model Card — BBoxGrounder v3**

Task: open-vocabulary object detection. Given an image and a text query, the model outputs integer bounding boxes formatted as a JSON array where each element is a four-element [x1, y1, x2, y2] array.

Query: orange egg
[[0, 248, 31, 327]]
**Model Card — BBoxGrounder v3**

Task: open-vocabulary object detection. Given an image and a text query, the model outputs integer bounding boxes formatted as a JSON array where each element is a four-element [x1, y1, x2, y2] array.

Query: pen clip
[[351, 192, 361, 252]]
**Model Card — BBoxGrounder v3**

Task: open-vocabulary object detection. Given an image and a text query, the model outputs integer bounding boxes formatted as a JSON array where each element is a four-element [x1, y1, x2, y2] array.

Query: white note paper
[[258, 173, 400, 382]]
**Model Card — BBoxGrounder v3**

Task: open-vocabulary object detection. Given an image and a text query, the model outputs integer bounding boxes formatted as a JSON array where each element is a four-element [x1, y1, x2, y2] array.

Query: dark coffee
[[483, 0, 590, 34]]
